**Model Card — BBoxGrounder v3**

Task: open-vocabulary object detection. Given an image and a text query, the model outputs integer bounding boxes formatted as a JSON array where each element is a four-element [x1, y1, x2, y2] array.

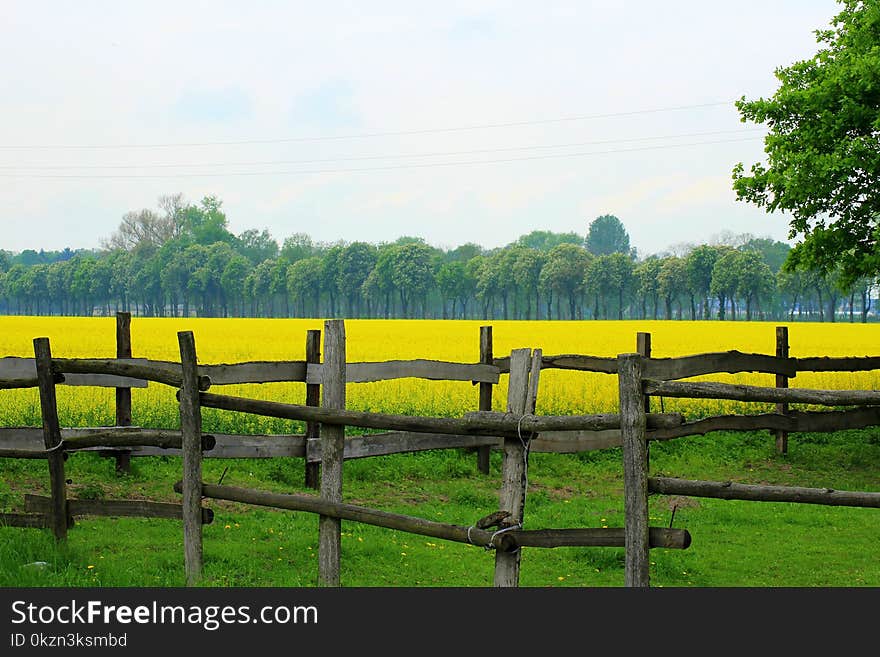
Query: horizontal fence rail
[[796, 356, 880, 372], [181, 481, 692, 552], [11, 350, 877, 393], [0, 357, 148, 388], [649, 477, 880, 508], [649, 407, 880, 440], [306, 360, 500, 385], [644, 379, 880, 406], [494, 353, 618, 375], [150, 360, 308, 385], [25, 494, 215, 523], [496, 351, 880, 379], [51, 358, 205, 390], [0, 427, 216, 457], [196, 390, 685, 437], [642, 351, 796, 379]]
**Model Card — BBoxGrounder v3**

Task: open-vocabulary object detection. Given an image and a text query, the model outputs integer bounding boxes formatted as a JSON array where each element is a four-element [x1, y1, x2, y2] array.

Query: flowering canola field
[[1, 316, 879, 431]]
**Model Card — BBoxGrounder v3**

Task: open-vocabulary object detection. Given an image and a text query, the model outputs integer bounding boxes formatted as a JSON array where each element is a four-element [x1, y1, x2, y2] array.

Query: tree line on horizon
[[0, 193, 874, 323]]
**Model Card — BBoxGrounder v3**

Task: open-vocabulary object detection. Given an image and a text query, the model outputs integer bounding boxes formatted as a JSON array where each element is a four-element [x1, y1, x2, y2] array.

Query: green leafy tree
[[735, 250, 775, 320], [287, 257, 323, 317], [195, 242, 236, 316], [182, 196, 236, 246], [513, 230, 584, 251], [447, 242, 483, 262], [542, 243, 591, 319], [180, 244, 210, 317], [741, 237, 792, 273], [4, 264, 28, 314], [732, 0, 880, 286], [585, 214, 631, 256], [709, 248, 740, 320], [236, 229, 279, 266], [436, 260, 475, 319], [245, 259, 275, 317], [268, 258, 291, 317], [70, 257, 97, 316], [130, 248, 164, 316], [635, 257, 663, 319], [777, 268, 807, 320], [686, 244, 724, 319], [585, 253, 634, 319], [320, 245, 344, 317], [337, 242, 378, 317], [391, 243, 435, 318], [363, 245, 399, 319], [494, 248, 524, 320], [221, 254, 252, 317], [475, 254, 501, 319], [23, 265, 49, 315], [512, 248, 546, 319], [47, 260, 71, 315], [657, 256, 690, 320], [851, 276, 875, 322], [280, 233, 316, 263], [813, 267, 844, 322], [108, 250, 132, 313]]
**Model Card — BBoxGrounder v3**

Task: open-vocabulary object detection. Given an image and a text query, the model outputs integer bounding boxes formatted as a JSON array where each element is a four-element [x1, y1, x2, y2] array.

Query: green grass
[[1, 429, 879, 587]]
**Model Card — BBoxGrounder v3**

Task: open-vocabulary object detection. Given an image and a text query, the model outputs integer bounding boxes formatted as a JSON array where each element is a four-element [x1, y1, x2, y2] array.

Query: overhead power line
[[0, 100, 737, 150], [0, 135, 763, 179], [0, 128, 765, 171]]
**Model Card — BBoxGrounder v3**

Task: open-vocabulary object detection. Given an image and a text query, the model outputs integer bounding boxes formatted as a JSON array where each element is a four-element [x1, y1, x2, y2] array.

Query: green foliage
[[733, 0, 880, 286], [741, 237, 791, 273], [182, 196, 236, 246], [337, 242, 378, 316], [236, 229, 279, 266], [279, 233, 316, 264], [657, 256, 690, 319], [687, 245, 725, 319], [585, 215, 631, 256], [539, 243, 591, 319], [709, 248, 740, 320], [390, 243, 436, 318], [512, 230, 584, 252], [585, 252, 634, 319]]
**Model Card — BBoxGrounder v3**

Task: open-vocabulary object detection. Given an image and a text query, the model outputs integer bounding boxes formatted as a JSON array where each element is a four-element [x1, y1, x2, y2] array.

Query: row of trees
[[0, 195, 874, 322]]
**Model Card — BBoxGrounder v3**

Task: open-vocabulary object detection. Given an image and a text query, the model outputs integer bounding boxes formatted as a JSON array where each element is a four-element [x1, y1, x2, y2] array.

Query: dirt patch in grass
[[659, 495, 701, 511]]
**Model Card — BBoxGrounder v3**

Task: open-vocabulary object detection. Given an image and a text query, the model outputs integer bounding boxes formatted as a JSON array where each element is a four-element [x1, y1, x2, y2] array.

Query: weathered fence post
[[493, 347, 534, 587], [637, 332, 652, 468], [33, 337, 68, 541], [114, 311, 132, 475], [477, 325, 493, 474], [636, 332, 651, 414], [319, 319, 346, 587], [526, 349, 542, 415], [177, 331, 203, 586], [619, 352, 649, 587], [304, 329, 321, 489], [775, 326, 789, 454]]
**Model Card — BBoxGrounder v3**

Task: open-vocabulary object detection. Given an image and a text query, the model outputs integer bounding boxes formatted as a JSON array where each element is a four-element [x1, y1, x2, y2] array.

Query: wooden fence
[[1, 316, 879, 587]]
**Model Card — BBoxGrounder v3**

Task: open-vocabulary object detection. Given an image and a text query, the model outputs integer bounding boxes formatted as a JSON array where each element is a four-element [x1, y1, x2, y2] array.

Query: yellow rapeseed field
[[0, 316, 879, 428]]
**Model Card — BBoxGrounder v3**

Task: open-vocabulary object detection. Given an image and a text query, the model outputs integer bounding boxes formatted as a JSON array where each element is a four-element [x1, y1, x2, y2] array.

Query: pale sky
[[0, 1, 842, 257]]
